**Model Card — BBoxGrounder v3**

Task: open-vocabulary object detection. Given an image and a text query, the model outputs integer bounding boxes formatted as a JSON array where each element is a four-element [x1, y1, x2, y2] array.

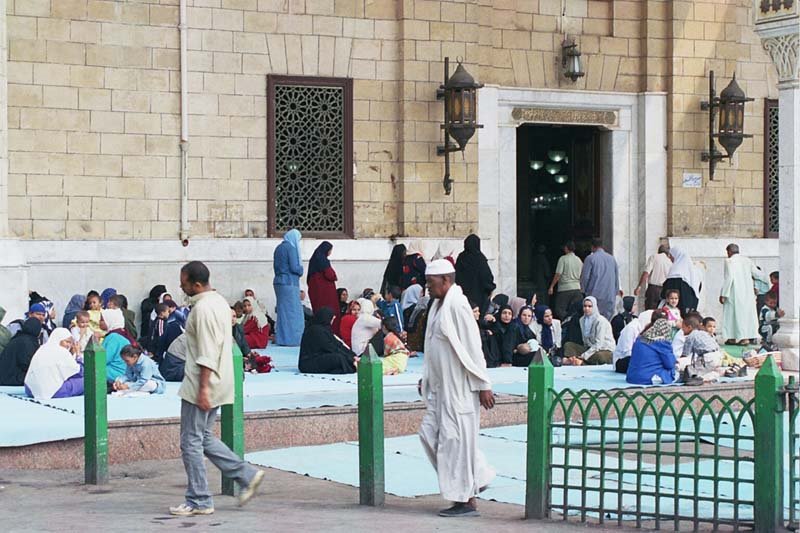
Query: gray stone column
[[754, 5, 800, 370]]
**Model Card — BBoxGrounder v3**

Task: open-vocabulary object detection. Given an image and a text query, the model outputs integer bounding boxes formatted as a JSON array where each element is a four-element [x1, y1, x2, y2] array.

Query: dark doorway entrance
[[516, 124, 604, 303]]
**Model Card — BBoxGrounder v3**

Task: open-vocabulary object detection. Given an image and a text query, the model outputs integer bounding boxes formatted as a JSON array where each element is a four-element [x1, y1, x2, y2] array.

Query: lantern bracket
[[436, 57, 483, 195], [699, 70, 753, 180]]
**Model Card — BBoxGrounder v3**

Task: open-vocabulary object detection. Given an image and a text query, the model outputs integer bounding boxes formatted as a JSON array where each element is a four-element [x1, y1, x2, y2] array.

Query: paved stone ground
[[0, 459, 643, 533]]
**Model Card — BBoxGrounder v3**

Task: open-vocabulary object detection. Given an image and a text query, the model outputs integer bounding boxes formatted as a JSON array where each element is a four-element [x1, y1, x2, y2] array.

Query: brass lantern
[[561, 36, 585, 82], [437, 57, 483, 195], [700, 71, 753, 179]]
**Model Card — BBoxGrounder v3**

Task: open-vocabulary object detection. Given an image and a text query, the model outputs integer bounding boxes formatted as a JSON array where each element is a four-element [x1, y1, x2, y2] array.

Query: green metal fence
[[526, 353, 789, 531], [788, 377, 800, 530]]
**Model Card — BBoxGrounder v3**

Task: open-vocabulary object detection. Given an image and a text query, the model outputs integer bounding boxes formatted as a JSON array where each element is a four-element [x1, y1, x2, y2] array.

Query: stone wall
[[667, 0, 779, 237], [3, 0, 782, 241]]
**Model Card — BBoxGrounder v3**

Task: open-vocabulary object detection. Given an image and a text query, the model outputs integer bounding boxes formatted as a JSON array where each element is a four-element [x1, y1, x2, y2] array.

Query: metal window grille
[[764, 99, 779, 238], [267, 76, 353, 237], [548, 389, 756, 531]]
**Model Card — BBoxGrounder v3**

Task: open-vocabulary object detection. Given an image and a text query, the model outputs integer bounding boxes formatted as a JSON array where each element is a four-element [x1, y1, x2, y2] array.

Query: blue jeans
[[180, 400, 257, 509]]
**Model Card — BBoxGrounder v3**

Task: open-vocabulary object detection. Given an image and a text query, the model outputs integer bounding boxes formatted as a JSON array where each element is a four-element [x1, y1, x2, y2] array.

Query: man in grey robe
[[419, 259, 496, 517], [580, 238, 620, 320]]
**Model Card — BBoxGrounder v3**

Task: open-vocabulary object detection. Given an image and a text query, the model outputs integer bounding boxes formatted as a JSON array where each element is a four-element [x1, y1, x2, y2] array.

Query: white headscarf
[[243, 296, 269, 329], [101, 308, 125, 332], [24, 328, 80, 400], [357, 297, 375, 316], [665, 247, 701, 294], [580, 296, 599, 340], [431, 243, 454, 261], [400, 285, 423, 311], [406, 240, 424, 256]]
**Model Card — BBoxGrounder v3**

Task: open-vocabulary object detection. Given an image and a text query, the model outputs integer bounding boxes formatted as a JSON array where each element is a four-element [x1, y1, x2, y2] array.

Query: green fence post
[[221, 349, 245, 496], [358, 344, 385, 506], [754, 355, 784, 533], [526, 350, 554, 519], [84, 340, 108, 485]]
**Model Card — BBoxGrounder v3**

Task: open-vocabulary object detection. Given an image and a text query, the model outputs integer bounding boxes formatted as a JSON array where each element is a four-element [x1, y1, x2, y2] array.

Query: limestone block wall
[[667, 0, 778, 237], [2, 0, 783, 242]]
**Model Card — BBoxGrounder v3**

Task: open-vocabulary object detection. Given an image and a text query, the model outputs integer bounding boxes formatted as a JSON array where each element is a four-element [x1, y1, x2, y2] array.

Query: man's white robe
[[720, 254, 768, 341], [419, 284, 495, 503]]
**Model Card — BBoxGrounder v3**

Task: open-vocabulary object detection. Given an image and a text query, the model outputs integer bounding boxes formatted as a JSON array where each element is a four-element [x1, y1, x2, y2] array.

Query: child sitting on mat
[[113, 345, 166, 395], [678, 313, 726, 384], [70, 310, 95, 356]]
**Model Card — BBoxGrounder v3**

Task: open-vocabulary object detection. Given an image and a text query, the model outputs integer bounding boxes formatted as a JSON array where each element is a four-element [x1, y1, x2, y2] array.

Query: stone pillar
[[0, 1, 30, 325], [754, 5, 800, 370]]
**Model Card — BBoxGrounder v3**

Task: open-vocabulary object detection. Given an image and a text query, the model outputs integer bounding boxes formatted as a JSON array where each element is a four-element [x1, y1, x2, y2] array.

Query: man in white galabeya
[[419, 259, 496, 517], [170, 261, 265, 516]]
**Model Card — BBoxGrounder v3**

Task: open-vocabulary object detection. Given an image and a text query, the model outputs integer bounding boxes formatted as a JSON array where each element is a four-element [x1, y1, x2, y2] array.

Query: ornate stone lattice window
[[267, 76, 353, 237], [764, 99, 779, 238]]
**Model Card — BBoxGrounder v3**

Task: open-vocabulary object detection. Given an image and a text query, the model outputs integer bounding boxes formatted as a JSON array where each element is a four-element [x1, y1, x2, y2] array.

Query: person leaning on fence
[[418, 259, 495, 518], [562, 296, 616, 366], [170, 261, 265, 517]]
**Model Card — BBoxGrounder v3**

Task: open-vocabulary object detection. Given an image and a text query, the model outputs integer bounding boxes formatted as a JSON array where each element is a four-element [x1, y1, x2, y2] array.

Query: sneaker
[[169, 503, 214, 516], [238, 469, 265, 507], [438, 502, 480, 517]]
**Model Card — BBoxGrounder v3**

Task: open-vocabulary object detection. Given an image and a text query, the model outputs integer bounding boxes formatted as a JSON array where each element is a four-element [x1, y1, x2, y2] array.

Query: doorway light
[[545, 163, 561, 175], [554, 175, 568, 184], [548, 150, 567, 162], [530, 160, 544, 170]]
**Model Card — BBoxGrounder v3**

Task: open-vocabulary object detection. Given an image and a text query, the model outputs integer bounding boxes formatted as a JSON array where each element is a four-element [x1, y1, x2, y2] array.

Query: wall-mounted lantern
[[436, 57, 483, 195], [561, 36, 585, 82], [700, 70, 753, 180]]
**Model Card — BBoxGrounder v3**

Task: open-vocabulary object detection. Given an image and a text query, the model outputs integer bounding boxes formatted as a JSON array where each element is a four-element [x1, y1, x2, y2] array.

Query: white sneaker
[[169, 503, 215, 516], [238, 469, 266, 507]]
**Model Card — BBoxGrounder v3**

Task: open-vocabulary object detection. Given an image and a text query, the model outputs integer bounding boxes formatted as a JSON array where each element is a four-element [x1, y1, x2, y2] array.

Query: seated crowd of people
[[0, 235, 782, 401]]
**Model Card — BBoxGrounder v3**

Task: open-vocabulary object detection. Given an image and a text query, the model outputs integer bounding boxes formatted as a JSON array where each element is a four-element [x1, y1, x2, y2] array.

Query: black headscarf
[[0, 318, 43, 386], [308, 241, 333, 282], [298, 308, 356, 374], [455, 234, 496, 312], [140, 284, 167, 340], [381, 244, 407, 295]]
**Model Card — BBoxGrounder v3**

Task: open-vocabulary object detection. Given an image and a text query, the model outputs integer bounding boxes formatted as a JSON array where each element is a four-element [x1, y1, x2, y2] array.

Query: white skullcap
[[426, 259, 455, 276]]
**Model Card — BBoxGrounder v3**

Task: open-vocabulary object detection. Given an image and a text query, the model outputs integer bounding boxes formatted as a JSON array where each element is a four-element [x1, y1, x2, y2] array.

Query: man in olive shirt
[[548, 240, 584, 319], [170, 261, 265, 516]]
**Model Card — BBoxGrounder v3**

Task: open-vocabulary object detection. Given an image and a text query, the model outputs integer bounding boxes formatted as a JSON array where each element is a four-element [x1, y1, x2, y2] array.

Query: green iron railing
[[788, 376, 800, 530], [526, 353, 788, 532]]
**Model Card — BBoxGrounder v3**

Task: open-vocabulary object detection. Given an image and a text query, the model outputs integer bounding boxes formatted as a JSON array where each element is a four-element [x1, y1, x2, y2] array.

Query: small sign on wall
[[682, 172, 702, 188]]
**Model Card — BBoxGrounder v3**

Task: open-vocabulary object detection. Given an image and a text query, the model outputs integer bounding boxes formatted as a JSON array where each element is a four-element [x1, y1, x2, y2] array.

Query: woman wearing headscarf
[[156, 305, 188, 360], [100, 288, 117, 309], [626, 317, 677, 385], [307, 241, 342, 335], [455, 234, 496, 314], [337, 288, 349, 316], [532, 305, 562, 353], [0, 318, 43, 386], [350, 298, 383, 357], [139, 284, 166, 341], [298, 308, 357, 374], [405, 290, 430, 353], [508, 305, 538, 367], [24, 328, 84, 399], [610, 296, 637, 341], [101, 308, 131, 382], [241, 296, 270, 350], [614, 310, 656, 374], [560, 299, 585, 347], [563, 296, 615, 366], [400, 285, 423, 328], [339, 300, 361, 348], [400, 241, 427, 290], [431, 243, 456, 266], [273, 229, 305, 346], [490, 304, 515, 367], [62, 294, 86, 329], [381, 244, 407, 296], [661, 247, 701, 314]]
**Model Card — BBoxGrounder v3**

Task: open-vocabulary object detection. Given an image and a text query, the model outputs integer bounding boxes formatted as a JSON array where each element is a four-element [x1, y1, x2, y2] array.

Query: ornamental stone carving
[[763, 33, 800, 82], [511, 107, 618, 127]]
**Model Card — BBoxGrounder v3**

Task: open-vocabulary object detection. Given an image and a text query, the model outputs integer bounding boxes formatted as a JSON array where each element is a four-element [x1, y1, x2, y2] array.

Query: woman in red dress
[[307, 241, 342, 335], [242, 296, 270, 349], [338, 300, 361, 348]]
